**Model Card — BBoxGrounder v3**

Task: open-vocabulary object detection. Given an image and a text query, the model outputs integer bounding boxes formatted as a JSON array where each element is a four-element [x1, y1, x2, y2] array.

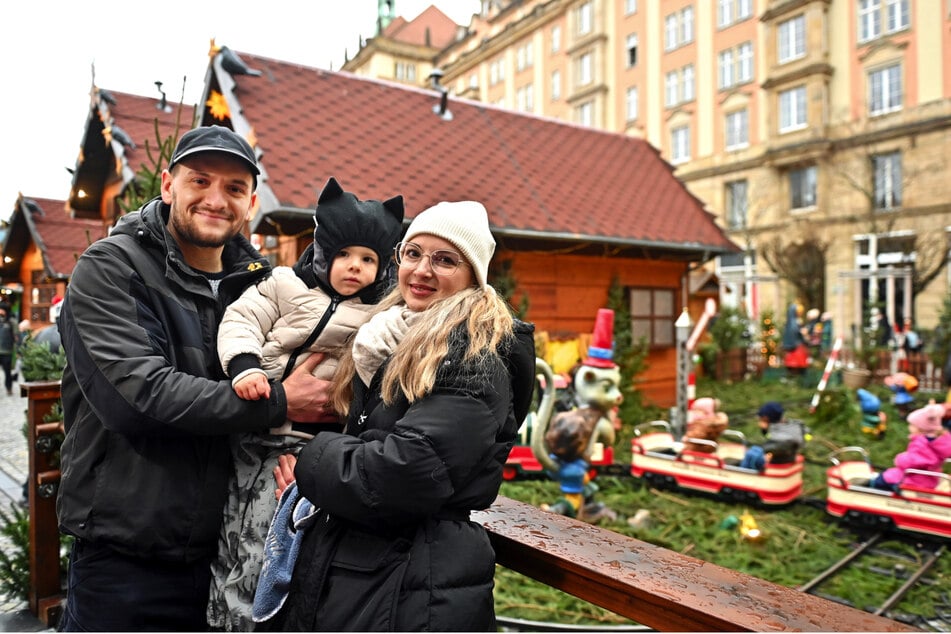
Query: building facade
[[346, 0, 951, 340]]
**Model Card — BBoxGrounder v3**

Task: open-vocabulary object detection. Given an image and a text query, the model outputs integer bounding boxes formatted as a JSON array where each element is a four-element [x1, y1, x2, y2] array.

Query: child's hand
[[274, 453, 297, 500], [234, 373, 271, 400]]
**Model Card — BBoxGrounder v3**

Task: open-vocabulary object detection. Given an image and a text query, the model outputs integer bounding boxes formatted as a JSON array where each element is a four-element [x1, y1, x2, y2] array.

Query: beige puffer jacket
[[217, 266, 374, 382]]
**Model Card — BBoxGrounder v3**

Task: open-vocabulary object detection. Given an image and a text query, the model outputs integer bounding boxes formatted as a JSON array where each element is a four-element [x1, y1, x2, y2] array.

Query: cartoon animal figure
[[532, 309, 621, 523]]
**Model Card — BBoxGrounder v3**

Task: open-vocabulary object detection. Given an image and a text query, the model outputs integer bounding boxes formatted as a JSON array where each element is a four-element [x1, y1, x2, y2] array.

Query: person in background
[[254, 201, 536, 631], [208, 176, 403, 632], [782, 303, 808, 375], [56, 125, 333, 632], [739, 401, 810, 471], [0, 304, 17, 395], [871, 403, 951, 491]]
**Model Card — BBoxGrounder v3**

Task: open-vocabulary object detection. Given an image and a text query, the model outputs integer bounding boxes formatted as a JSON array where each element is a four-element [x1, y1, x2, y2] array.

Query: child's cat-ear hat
[[403, 201, 496, 289]]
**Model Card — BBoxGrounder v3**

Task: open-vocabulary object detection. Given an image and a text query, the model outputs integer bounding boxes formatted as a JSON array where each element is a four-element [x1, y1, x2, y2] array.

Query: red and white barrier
[[809, 335, 843, 413]]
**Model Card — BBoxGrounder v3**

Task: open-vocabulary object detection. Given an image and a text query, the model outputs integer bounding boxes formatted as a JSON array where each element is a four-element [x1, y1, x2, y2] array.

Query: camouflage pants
[[207, 432, 305, 632]]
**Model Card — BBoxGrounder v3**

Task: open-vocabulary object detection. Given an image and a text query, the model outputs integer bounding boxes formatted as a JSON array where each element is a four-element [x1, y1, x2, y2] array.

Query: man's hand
[[282, 352, 338, 423], [273, 453, 297, 500]]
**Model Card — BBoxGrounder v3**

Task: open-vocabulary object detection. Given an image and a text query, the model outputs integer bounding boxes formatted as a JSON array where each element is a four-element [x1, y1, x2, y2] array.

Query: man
[[56, 125, 332, 631], [0, 304, 16, 395]]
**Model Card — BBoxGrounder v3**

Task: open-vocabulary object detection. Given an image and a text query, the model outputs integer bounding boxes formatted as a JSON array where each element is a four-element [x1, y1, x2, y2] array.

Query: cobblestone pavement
[[0, 380, 49, 627]]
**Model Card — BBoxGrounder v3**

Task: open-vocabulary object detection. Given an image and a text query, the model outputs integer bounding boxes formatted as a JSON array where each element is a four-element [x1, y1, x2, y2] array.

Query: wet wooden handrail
[[475, 496, 918, 632]]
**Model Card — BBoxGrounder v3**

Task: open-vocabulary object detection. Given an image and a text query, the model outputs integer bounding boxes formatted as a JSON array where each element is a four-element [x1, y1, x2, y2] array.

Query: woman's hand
[[273, 453, 298, 500]]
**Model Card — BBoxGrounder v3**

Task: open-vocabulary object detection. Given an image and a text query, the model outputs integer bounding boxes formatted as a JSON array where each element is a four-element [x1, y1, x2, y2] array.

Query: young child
[[682, 397, 729, 454], [206, 176, 404, 631], [739, 401, 810, 470], [871, 403, 951, 492]]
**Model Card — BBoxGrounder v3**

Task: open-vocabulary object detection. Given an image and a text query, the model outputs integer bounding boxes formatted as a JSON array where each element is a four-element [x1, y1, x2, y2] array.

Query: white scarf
[[352, 305, 422, 386]]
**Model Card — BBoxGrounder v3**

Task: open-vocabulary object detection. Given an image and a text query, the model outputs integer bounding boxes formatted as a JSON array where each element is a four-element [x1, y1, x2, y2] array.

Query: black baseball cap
[[168, 125, 259, 183]]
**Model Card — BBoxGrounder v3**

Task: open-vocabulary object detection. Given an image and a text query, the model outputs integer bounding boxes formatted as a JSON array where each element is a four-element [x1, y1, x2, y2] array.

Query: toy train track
[[797, 532, 948, 628]]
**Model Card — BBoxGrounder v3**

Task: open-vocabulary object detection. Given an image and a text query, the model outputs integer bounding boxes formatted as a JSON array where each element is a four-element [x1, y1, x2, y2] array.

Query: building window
[[516, 83, 534, 112], [665, 65, 694, 107], [778, 15, 806, 63], [665, 71, 679, 107], [577, 101, 594, 126], [551, 69, 561, 101], [394, 62, 416, 82], [665, 14, 678, 51], [577, 1, 593, 35], [859, 0, 909, 42], [868, 63, 902, 115], [671, 125, 690, 164], [725, 109, 749, 151], [626, 86, 638, 121], [725, 180, 749, 229], [626, 33, 638, 67], [719, 42, 753, 90], [718, 50, 734, 89], [789, 165, 817, 209], [490, 58, 505, 86], [682, 64, 695, 102], [551, 25, 561, 54], [779, 85, 807, 132], [873, 151, 902, 210], [737, 42, 753, 83], [516, 41, 534, 72], [625, 0, 637, 15], [29, 271, 58, 325], [718, 0, 734, 27], [681, 6, 694, 45], [664, 6, 694, 51], [630, 287, 676, 348], [578, 52, 593, 85], [718, 0, 753, 27]]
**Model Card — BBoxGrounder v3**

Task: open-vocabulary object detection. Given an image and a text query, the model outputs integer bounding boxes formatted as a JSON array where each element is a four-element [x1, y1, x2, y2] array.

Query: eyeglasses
[[394, 241, 469, 276]]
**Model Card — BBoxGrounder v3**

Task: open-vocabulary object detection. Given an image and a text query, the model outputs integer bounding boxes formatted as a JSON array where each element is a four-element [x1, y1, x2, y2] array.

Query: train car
[[826, 447, 951, 540], [630, 421, 804, 506], [503, 433, 615, 480]]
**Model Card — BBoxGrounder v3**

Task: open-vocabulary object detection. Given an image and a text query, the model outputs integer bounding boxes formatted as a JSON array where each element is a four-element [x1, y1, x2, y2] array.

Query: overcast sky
[[1, 1, 480, 222]]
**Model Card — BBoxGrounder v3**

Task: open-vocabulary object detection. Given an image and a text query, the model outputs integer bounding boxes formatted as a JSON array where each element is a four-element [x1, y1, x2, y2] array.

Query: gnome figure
[[534, 309, 621, 523]]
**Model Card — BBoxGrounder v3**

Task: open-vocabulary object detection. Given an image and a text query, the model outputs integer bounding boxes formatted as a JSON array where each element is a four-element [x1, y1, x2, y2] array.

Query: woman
[[260, 200, 536, 631]]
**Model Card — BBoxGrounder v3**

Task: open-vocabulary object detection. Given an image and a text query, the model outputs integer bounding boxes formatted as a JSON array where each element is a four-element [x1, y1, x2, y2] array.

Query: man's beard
[[169, 199, 239, 248]]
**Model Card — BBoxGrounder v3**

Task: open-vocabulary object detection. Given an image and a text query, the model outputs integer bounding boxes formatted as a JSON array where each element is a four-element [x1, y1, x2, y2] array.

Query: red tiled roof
[[101, 89, 196, 166], [18, 197, 109, 277], [208, 51, 736, 254], [382, 5, 459, 49]]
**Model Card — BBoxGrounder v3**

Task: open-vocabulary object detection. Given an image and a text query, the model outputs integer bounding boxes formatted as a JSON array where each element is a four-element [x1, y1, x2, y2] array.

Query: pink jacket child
[[873, 404, 951, 491]]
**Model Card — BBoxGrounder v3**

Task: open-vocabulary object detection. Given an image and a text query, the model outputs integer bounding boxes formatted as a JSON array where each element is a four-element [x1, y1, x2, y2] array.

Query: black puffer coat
[[270, 319, 535, 631], [57, 198, 287, 562]]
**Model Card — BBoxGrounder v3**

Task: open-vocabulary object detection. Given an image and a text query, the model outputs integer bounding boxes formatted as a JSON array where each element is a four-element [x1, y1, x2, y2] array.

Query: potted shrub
[[699, 306, 752, 382]]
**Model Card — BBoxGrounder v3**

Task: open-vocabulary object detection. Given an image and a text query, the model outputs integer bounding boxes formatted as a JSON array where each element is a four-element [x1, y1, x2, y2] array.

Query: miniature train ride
[[826, 447, 951, 540], [629, 421, 805, 506]]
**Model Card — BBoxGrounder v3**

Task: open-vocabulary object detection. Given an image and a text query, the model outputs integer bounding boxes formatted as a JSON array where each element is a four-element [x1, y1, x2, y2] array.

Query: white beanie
[[403, 201, 496, 289]]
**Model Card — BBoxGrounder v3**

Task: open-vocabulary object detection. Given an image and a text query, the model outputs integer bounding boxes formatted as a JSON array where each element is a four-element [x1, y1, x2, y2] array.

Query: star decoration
[[206, 91, 230, 121]]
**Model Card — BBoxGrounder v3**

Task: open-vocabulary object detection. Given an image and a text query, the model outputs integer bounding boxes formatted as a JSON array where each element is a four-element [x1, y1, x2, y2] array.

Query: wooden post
[[22, 380, 64, 627]]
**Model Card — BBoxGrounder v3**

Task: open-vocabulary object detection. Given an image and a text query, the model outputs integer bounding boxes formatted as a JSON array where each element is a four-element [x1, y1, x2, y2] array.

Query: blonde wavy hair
[[331, 285, 515, 416]]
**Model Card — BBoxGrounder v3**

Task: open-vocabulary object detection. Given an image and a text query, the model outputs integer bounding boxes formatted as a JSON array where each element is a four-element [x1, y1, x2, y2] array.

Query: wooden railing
[[22, 382, 919, 631], [21, 381, 65, 627]]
